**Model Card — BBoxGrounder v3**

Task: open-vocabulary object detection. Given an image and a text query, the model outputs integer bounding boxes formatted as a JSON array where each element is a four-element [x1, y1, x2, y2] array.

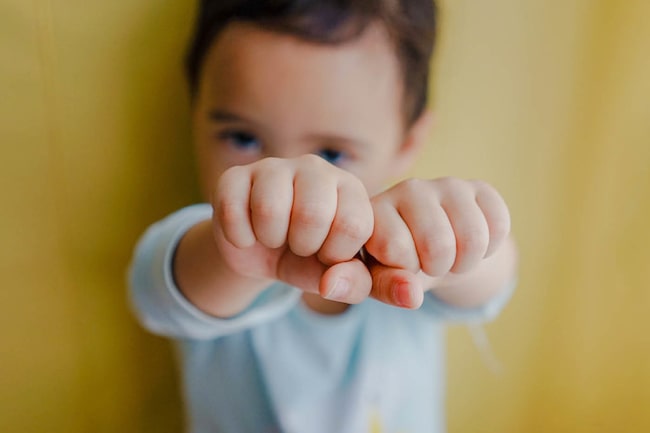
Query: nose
[[263, 140, 308, 160]]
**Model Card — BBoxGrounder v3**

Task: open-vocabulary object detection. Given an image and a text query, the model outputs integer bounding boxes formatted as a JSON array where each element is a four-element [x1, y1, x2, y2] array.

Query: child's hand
[[212, 155, 375, 303], [364, 177, 511, 308]]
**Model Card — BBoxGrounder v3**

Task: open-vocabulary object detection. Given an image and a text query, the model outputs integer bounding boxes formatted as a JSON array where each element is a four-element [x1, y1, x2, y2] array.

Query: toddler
[[129, 1, 518, 432]]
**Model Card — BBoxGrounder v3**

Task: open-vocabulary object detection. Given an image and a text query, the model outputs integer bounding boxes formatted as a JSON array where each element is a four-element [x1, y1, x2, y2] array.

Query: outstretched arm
[[174, 154, 377, 318]]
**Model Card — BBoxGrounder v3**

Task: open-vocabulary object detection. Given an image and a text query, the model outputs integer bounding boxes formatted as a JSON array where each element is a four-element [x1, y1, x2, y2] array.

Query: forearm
[[173, 220, 272, 318], [423, 235, 518, 309]]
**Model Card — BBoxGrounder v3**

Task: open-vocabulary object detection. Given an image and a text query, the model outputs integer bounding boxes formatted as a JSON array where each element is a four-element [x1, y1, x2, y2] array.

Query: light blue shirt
[[128, 204, 513, 433]]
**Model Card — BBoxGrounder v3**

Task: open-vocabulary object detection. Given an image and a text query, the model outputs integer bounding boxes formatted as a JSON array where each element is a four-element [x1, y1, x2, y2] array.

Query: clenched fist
[[212, 154, 375, 304], [210, 156, 512, 310]]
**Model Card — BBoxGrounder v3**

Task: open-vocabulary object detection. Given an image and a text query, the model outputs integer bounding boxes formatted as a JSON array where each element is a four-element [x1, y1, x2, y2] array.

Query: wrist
[[423, 236, 518, 309], [174, 219, 271, 318]]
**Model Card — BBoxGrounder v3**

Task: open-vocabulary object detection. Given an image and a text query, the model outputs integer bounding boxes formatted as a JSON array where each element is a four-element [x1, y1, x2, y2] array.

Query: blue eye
[[219, 130, 261, 152], [317, 148, 346, 165]]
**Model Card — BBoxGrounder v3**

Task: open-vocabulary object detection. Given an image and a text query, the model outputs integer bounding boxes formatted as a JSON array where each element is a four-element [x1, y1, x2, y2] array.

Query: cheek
[[193, 134, 224, 201], [364, 147, 404, 192], [195, 153, 221, 202], [353, 159, 393, 194]]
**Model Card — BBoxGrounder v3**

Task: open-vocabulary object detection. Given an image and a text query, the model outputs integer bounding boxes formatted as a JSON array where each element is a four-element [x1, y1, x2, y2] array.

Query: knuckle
[[418, 234, 455, 275], [255, 156, 283, 173], [434, 176, 467, 194], [368, 236, 414, 268], [436, 176, 462, 187], [421, 233, 456, 261], [333, 214, 373, 243], [217, 200, 243, 228], [219, 165, 247, 186], [251, 198, 284, 222], [490, 215, 511, 240], [470, 179, 492, 191], [397, 178, 426, 197], [292, 203, 331, 229], [298, 153, 329, 169], [340, 173, 368, 198], [222, 164, 245, 178], [456, 226, 489, 255]]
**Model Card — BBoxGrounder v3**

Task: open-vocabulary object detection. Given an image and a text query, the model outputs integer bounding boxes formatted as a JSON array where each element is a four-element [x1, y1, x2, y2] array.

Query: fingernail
[[326, 278, 351, 301], [392, 281, 412, 308]]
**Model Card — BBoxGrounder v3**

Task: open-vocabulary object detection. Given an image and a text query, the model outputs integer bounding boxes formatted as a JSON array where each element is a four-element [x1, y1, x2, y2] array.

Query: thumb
[[365, 254, 424, 309], [276, 252, 372, 304], [319, 258, 372, 304], [276, 251, 329, 295]]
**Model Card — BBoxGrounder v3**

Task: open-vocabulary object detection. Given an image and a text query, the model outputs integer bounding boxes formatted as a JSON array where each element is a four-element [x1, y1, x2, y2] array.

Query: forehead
[[198, 23, 404, 136]]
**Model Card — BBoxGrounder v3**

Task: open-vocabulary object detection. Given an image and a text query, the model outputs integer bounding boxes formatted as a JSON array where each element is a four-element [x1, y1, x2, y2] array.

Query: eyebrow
[[304, 133, 370, 150], [208, 109, 248, 123]]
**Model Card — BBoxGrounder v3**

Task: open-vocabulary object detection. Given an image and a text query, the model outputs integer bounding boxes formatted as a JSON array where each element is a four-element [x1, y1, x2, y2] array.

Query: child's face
[[192, 22, 428, 199]]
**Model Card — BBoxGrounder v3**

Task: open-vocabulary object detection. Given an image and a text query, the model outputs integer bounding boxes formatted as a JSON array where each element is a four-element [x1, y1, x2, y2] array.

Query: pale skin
[[174, 23, 518, 317]]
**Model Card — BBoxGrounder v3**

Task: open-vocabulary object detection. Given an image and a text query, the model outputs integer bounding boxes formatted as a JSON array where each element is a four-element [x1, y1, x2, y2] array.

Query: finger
[[472, 181, 511, 257], [398, 198, 457, 277], [214, 165, 256, 248], [319, 258, 372, 304], [367, 257, 424, 309], [288, 170, 338, 257], [441, 194, 490, 274], [250, 161, 293, 248], [276, 250, 328, 295], [317, 179, 373, 265], [364, 201, 420, 272]]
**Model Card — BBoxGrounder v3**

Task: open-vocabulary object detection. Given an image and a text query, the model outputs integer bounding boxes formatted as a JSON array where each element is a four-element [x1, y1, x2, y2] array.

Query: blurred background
[[1, 0, 648, 432]]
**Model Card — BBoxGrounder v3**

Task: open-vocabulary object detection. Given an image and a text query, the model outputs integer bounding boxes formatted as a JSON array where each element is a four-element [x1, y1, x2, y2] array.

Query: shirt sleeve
[[127, 203, 301, 340], [418, 278, 517, 323]]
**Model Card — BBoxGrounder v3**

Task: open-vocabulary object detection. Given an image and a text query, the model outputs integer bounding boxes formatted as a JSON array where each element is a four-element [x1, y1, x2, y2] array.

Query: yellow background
[[1, 1, 648, 432]]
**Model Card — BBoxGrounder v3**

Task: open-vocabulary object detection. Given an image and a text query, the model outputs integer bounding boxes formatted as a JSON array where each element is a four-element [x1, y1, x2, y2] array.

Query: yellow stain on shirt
[[369, 409, 405, 433], [370, 410, 383, 433]]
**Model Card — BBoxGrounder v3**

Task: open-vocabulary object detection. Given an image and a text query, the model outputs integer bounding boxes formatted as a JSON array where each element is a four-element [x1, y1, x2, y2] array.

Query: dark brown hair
[[185, 0, 437, 125]]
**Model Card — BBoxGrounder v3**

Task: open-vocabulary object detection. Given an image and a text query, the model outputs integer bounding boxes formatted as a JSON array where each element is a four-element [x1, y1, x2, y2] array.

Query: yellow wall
[[424, 1, 650, 432], [1, 1, 648, 432]]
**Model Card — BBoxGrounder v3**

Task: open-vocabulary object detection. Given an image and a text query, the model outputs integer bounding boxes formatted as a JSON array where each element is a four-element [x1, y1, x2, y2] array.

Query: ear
[[390, 109, 434, 178]]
